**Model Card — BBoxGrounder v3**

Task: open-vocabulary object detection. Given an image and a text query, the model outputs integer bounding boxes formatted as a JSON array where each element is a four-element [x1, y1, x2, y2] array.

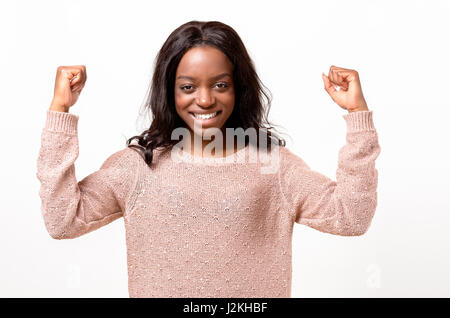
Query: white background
[[1, 0, 449, 297]]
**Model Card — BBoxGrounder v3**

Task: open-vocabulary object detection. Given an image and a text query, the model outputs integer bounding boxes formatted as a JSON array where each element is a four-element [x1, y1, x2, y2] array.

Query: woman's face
[[174, 45, 235, 137]]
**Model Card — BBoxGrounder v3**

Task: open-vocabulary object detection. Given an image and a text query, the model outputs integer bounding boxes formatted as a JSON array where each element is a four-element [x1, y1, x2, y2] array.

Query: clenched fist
[[321, 66, 369, 113], [50, 65, 87, 112]]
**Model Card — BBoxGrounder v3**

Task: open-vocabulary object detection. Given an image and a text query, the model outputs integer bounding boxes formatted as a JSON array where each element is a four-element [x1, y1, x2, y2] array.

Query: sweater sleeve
[[278, 110, 381, 236], [36, 110, 141, 239]]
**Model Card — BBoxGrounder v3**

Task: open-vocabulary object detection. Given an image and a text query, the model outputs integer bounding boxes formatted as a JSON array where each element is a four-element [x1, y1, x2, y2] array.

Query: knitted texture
[[36, 109, 381, 297]]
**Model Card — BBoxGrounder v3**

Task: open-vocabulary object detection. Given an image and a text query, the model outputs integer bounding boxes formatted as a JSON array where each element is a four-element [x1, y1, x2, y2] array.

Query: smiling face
[[174, 45, 235, 139]]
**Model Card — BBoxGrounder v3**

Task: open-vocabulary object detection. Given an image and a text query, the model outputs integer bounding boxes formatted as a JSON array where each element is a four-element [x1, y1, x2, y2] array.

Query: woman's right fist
[[50, 65, 87, 112]]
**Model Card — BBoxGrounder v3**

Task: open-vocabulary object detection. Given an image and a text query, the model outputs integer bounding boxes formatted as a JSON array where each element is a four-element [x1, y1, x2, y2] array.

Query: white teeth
[[193, 111, 218, 120]]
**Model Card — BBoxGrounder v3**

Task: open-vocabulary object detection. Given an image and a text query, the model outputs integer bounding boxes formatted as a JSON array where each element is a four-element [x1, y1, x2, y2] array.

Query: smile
[[190, 111, 221, 120]]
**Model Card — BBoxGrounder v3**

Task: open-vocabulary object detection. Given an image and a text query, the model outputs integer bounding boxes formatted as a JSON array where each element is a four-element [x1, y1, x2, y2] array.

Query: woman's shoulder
[[275, 145, 310, 170], [101, 146, 145, 170], [122, 144, 172, 168]]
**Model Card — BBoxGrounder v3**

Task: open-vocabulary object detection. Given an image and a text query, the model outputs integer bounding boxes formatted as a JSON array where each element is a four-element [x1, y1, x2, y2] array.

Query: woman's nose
[[196, 90, 215, 107]]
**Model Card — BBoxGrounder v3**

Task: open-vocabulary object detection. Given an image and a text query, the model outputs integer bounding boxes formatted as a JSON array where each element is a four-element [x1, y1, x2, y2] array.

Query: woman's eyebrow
[[176, 73, 232, 81]]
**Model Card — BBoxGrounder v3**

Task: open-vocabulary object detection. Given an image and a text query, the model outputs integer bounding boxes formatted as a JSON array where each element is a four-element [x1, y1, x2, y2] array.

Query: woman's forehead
[[176, 46, 233, 78]]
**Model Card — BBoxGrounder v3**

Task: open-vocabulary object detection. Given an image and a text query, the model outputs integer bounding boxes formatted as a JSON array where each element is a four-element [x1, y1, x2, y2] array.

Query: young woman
[[37, 20, 380, 298]]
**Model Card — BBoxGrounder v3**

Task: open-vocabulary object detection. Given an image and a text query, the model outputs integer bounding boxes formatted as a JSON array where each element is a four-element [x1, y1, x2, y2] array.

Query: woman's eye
[[216, 82, 228, 89], [180, 83, 228, 92], [181, 85, 193, 91]]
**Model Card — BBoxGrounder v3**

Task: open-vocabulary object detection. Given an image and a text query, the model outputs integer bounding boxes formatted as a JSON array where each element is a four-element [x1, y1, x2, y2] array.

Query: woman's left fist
[[322, 66, 369, 113]]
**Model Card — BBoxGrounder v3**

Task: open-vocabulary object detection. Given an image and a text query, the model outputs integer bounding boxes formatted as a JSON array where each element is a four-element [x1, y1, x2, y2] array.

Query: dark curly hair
[[126, 20, 286, 166]]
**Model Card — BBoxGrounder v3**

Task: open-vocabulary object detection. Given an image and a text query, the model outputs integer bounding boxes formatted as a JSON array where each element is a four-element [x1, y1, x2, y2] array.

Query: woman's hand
[[322, 66, 369, 113], [50, 65, 87, 112]]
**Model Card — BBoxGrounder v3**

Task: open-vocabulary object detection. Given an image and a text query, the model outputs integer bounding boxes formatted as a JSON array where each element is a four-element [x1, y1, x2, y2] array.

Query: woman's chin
[[191, 127, 223, 140]]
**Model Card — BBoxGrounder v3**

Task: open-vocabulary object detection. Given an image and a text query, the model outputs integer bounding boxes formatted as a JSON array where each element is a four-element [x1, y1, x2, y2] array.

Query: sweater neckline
[[170, 143, 251, 165]]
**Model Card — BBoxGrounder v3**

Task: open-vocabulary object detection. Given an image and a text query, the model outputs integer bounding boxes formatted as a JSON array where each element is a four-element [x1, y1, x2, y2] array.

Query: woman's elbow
[[46, 225, 68, 240], [44, 219, 79, 239], [333, 222, 371, 236], [348, 223, 371, 236], [338, 196, 377, 236]]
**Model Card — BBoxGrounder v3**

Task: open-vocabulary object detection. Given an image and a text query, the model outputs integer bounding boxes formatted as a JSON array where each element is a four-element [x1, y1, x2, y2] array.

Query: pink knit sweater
[[36, 109, 380, 298]]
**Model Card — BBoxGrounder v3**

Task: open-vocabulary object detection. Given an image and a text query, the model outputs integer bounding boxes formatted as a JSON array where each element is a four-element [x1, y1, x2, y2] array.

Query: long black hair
[[127, 20, 286, 166]]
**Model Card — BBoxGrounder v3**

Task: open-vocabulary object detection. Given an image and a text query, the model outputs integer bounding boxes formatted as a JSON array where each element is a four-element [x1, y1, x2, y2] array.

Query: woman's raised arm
[[36, 110, 141, 239], [278, 110, 381, 236]]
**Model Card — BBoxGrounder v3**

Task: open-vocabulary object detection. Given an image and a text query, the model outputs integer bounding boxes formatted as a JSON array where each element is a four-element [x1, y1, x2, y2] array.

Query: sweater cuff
[[342, 110, 375, 132], [45, 110, 79, 135]]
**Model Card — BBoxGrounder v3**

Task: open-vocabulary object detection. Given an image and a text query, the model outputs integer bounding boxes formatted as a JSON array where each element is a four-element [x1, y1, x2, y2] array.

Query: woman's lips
[[189, 110, 222, 124]]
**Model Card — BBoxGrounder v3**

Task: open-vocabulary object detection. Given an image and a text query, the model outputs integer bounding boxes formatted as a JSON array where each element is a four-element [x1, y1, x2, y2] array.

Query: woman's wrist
[[49, 101, 69, 113], [348, 106, 369, 113]]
